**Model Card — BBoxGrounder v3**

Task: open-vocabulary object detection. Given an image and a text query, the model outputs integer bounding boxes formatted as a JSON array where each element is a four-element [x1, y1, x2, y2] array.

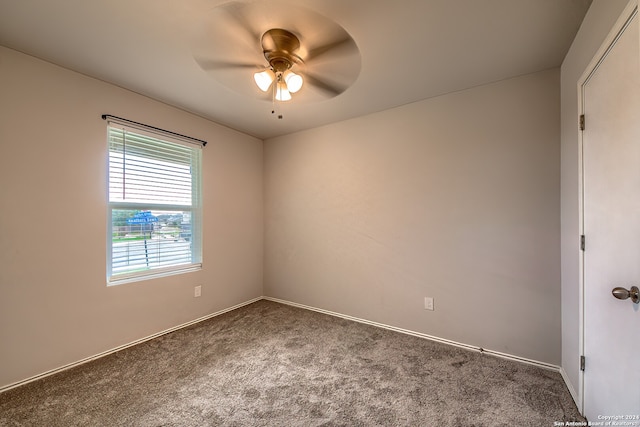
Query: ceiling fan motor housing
[[262, 28, 303, 72]]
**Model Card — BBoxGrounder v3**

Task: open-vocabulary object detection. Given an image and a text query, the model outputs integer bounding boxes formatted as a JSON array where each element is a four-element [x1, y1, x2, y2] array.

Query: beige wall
[[560, 0, 630, 402], [265, 69, 562, 364], [0, 46, 264, 388]]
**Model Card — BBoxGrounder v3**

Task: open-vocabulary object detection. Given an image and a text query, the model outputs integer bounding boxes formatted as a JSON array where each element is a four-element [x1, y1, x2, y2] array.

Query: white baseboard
[[1, 295, 564, 395], [264, 296, 562, 372], [0, 297, 262, 394]]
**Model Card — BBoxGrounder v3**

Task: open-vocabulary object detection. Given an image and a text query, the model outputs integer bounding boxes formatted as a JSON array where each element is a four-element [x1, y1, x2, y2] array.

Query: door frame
[[577, 0, 638, 415]]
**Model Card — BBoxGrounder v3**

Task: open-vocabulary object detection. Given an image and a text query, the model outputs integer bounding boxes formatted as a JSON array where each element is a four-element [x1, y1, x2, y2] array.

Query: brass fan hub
[[262, 28, 303, 72]]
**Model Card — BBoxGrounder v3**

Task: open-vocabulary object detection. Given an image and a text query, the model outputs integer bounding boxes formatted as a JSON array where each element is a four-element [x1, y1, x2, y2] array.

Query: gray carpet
[[0, 300, 584, 426]]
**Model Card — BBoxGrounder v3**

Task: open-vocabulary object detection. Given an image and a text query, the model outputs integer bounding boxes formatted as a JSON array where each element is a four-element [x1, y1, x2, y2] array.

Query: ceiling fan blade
[[195, 58, 260, 71], [304, 72, 346, 97], [305, 36, 357, 63], [220, 1, 262, 47]]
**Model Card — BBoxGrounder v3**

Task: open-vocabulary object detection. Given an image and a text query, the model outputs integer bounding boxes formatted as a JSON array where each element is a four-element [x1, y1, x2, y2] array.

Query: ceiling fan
[[253, 28, 306, 102], [193, 1, 361, 113]]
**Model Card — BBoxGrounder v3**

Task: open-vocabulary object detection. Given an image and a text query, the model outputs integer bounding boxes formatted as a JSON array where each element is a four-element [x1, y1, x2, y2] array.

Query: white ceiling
[[0, 0, 591, 139]]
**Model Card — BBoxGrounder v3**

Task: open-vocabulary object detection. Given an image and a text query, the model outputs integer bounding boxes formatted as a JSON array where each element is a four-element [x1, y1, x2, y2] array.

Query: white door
[[581, 6, 640, 422]]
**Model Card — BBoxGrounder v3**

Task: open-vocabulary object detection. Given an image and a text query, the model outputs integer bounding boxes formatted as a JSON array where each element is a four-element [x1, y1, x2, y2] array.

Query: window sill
[[107, 264, 202, 286]]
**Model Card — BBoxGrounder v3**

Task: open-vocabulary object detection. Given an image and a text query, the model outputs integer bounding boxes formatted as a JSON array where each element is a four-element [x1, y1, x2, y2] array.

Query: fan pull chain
[[271, 72, 283, 119], [271, 76, 276, 116]]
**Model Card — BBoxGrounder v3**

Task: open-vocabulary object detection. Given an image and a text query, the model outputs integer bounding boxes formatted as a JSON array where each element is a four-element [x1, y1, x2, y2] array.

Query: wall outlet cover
[[424, 297, 434, 311]]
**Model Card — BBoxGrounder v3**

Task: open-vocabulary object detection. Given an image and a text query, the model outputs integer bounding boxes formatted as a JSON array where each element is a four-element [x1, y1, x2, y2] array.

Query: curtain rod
[[101, 114, 207, 147]]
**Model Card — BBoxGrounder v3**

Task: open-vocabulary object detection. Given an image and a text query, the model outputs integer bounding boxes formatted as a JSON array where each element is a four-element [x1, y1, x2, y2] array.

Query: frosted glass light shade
[[284, 70, 303, 93], [254, 69, 275, 92], [275, 82, 292, 101]]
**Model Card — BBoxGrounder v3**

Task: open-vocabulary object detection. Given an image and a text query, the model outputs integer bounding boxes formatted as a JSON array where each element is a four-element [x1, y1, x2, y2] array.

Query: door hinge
[[580, 235, 585, 251], [580, 355, 586, 371], [579, 114, 585, 131]]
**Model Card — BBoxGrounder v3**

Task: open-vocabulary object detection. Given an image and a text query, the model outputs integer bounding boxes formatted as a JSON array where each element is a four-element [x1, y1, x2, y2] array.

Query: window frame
[[105, 118, 204, 285]]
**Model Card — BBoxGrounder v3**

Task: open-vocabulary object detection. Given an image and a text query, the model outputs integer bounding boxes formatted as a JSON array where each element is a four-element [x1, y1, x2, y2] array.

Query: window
[[106, 117, 203, 284]]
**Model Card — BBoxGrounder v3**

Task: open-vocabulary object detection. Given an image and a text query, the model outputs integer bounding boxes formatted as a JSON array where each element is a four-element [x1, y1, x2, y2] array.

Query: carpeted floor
[[0, 300, 584, 426]]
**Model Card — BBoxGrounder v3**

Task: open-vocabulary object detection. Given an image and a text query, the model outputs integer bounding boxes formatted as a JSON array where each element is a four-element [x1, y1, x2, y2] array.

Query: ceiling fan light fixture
[[275, 81, 292, 101], [284, 70, 303, 93], [254, 69, 275, 92]]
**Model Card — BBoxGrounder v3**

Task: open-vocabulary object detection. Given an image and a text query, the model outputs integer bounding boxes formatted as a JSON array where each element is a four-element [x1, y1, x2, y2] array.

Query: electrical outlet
[[424, 297, 434, 311], [194, 285, 202, 298]]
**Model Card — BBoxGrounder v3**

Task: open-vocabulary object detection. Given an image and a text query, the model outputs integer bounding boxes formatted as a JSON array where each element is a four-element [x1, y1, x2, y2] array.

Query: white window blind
[[106, 118, 203, 284]]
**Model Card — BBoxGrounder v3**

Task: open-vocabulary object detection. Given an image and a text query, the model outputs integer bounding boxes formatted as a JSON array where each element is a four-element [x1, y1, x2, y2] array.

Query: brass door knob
[[612, 286, 640, 304]]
